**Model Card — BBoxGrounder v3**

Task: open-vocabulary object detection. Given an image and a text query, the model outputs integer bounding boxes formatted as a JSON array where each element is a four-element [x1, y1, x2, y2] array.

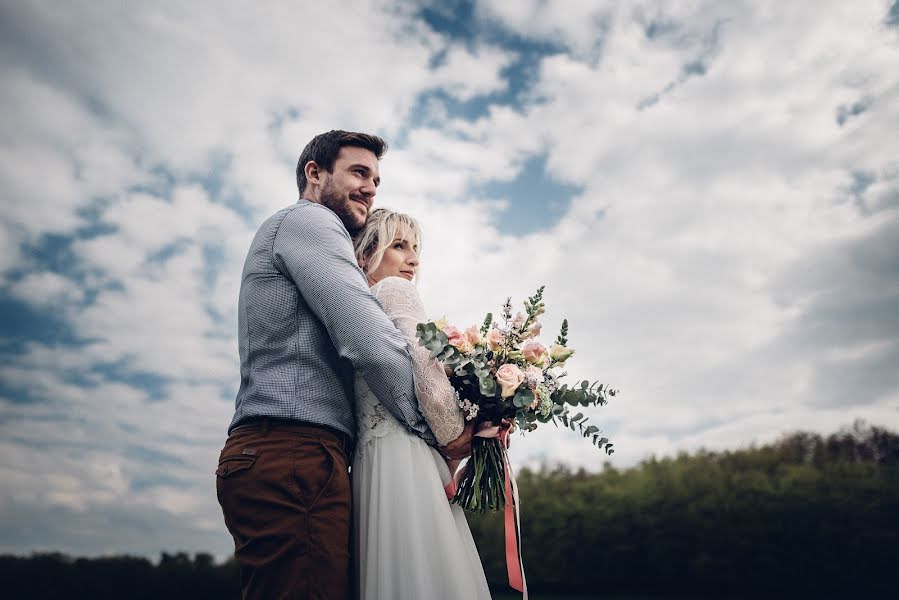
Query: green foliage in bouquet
[[543, 381, 617, 454], [417, 285, 618, 511]]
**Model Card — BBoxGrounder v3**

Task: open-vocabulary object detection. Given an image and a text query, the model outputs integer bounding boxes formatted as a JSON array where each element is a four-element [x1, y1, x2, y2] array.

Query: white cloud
[[476, 0, 617, 57], [6, 271, 84, 309], [430, 45, 515, 101]]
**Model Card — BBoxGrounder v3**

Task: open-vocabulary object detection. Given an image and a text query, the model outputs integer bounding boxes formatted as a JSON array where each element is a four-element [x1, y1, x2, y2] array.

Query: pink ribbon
[[444, 423, 528, 598], [443, 475, 459, 500]]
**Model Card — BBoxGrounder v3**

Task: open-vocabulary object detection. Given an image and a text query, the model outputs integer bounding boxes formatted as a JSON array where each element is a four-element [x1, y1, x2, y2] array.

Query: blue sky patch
[[849, 170, 876, 215], [888, 1, 899, 27], [94, 360, 170, 402], [0, 297, 80, 347], [836, 99, 869, 126], [478, 153, 582, 235], [413, 0, 564, 116]]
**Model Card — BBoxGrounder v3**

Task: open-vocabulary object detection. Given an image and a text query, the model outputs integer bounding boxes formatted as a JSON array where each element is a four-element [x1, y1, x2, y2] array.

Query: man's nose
[[360, 177, 377, 196]]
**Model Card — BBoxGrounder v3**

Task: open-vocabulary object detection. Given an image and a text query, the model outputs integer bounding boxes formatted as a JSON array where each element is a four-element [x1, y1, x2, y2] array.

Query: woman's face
[[364, 228, 419, 285]]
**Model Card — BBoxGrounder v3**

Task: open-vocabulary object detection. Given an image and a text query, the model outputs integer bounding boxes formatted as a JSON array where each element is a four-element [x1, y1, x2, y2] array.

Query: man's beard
[[319, 179, 366, 234]]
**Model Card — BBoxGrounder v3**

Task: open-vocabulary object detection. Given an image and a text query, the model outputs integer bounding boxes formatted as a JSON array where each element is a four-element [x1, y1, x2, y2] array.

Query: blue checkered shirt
[[229, 199, 435, 444]]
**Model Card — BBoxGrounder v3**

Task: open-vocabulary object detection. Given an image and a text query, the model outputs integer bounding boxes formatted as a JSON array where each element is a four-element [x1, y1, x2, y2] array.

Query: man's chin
[[343, 210, 367, 234], [325, 201, 366, 233], [351, 205, 369, 227]]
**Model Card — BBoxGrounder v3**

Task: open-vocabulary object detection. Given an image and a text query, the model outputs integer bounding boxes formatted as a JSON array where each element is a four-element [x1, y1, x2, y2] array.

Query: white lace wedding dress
[[352, 276, 492, 600]]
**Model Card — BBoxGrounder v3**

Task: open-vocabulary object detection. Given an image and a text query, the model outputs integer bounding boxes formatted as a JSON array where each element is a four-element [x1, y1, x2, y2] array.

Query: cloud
[[5, 271, 85, 309], [475, 0, 615, 57], [0, 71, 142, 244]]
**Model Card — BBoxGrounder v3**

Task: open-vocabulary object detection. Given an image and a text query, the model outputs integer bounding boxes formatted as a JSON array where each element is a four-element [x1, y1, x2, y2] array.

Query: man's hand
[[441, 421, 475, 460]]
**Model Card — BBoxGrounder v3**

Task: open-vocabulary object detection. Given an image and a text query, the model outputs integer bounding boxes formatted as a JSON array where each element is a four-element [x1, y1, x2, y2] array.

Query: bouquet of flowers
[[417, 286, 617, 512]]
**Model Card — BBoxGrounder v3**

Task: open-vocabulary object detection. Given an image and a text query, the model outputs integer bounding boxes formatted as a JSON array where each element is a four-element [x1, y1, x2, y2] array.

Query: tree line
[[2, 422, 896, 599], [470, 420, 898, 598]]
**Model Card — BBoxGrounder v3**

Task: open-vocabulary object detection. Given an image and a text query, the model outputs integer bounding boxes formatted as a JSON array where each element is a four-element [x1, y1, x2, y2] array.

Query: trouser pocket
[[216, 453, 257, 478], [293, 440, 337, 509]]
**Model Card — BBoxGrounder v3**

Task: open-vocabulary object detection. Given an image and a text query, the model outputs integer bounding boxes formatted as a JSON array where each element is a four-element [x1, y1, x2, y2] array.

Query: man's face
[[317, 146, 380, 233]]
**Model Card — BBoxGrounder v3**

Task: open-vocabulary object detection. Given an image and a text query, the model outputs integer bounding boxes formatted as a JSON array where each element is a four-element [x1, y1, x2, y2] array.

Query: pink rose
[[444, 325, 475, 353], [443, 326, 463, 346], [522, 339, 548, 366], [495, 364, 524, 398], [463, 325, 482, 348], [486, 328, 505, 351]]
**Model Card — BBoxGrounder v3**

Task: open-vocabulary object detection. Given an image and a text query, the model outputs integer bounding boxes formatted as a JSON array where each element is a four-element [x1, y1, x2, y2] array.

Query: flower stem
[[451, 437, 507, 512]]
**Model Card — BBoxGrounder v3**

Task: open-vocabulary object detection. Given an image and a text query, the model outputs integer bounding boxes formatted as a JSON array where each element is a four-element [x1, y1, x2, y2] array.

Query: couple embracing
[[216, 130, 493, 600]]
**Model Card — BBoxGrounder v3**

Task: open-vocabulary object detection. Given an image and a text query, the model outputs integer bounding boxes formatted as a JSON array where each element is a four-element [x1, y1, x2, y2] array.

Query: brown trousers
[[216, 419, 353, 600]]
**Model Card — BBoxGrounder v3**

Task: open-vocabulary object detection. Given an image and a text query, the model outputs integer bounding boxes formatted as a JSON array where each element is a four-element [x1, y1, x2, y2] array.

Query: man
[[216, 130, 472, 600]]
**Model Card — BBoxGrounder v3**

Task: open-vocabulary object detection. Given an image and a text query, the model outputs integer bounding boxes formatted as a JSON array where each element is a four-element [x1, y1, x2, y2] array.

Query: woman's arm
[[372, 277, 465, 446]]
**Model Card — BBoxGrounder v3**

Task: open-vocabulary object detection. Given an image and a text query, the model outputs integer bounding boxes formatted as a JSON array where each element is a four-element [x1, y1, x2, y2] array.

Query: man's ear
[[304, 160, 323, 187]]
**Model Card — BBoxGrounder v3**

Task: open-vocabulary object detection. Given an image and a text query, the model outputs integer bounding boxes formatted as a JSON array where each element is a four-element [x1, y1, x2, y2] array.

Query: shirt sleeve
[[372, 277, 465, 446], [272, 203, 436, 444]]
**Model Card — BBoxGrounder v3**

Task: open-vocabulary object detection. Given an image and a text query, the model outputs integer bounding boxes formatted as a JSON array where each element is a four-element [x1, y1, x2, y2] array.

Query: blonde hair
[[353, 208, 422, 278]]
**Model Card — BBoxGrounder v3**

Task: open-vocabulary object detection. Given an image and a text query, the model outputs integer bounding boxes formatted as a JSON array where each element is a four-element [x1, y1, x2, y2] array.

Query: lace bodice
[[355, 277, 464, 453]]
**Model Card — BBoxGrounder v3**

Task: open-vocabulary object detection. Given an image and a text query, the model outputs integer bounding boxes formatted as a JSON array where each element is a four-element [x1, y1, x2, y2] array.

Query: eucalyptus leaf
[[513, 388, 534, 408]]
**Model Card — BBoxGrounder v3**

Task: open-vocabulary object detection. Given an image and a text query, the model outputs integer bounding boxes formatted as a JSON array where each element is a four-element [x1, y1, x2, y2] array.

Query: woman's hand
[[441, 421, 475, 460], [446, 457, 462, 476], [500, 418, 515, 447]]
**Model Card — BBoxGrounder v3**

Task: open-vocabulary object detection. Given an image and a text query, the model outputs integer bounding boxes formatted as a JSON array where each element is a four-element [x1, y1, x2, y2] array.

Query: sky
[[1, 0, 897, 560]]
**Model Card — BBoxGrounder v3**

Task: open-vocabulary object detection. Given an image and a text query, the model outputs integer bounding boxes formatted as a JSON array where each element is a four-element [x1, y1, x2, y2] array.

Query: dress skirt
[[352, 427, 493, 600]]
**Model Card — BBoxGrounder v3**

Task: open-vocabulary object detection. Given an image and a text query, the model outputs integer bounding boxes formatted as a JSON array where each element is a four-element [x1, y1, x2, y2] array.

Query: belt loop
[[261, 417, 271, 436]]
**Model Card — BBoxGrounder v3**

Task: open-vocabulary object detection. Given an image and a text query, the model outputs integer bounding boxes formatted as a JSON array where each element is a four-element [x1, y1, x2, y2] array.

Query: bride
[[351, 208, 492, 600]]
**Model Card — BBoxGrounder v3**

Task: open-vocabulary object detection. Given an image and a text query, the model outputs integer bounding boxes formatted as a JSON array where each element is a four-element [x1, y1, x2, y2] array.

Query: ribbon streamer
[[444, 424, 528, 598]]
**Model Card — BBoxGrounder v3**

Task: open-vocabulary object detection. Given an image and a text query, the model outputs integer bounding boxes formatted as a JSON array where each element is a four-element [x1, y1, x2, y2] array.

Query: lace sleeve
[[372, 277, 465, 446]]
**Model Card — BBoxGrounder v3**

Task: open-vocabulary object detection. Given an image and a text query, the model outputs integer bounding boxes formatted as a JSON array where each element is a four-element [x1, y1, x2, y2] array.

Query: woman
[[351, 208, 492, 600]]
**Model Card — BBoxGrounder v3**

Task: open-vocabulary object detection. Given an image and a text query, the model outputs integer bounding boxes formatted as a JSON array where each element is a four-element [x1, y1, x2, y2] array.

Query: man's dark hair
[[296, 130, 387, 195]]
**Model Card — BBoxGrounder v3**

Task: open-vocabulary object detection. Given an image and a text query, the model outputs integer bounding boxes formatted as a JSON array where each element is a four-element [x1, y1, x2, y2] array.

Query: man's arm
[[371, 276, 464, 446], [272, 203, 435, 442]]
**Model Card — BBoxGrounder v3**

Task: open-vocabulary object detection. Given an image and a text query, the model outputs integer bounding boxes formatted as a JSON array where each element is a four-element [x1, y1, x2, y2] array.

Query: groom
[[216, 130, 472, 599]]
